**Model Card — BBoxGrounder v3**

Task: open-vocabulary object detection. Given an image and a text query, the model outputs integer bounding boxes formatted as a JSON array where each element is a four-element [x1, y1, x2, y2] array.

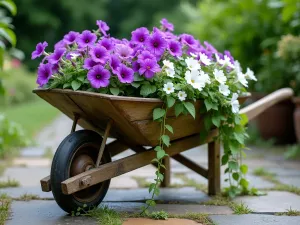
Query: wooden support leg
[[161, 156, 170, 187], [208, 140, 221, 195]]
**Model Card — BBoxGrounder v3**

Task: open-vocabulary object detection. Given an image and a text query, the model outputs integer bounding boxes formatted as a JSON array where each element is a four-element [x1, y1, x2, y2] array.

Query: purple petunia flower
[[89, 45, 109, 64], [115, 44, 133, 60], [115, 64, 134, 83], [36, 63, 52, 86], [145, 32, 167, 57], [131, 27, 149, 45], [160, 18, 174, 31], [137, 50, 156, 63], [77, 30, 97, 48], [48, 48, 66, 64], [132, 61, 140, 72], [180, 34, 197, 48], [87, 65, 110, 88], [168, 40, 182, 57], [204, 41, 218, 54], [63, 31, 79, 45], [139, 58, 161, 79], [54, 40, 66, 50], [31, 41, 48, 59], [109, 55, 121, 74], [96, 20, 109, 37], [99, 38, 114, 51], [83, 58, 98, 70]]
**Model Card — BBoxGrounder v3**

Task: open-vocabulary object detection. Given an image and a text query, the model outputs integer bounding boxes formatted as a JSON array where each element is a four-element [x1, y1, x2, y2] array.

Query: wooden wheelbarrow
[[33, 88, 293, 213]]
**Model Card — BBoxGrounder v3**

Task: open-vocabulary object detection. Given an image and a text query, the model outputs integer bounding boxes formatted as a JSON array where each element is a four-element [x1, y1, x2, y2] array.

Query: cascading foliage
[[32, 18, 258, 212]]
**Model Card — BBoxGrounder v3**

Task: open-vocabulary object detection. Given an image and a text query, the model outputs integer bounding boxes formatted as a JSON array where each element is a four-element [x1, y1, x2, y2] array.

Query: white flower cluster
[[161, 55, 257, 114]]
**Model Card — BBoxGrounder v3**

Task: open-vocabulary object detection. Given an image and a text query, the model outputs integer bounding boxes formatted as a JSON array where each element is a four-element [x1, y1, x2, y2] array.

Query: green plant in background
[[0, 0, 17, 95], [0, 114, 26, 158], [186, 0, 299, 92]]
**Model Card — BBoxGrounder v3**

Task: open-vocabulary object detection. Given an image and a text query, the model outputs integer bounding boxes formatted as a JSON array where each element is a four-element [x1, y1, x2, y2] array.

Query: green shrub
[[0, 114, 27, 158]]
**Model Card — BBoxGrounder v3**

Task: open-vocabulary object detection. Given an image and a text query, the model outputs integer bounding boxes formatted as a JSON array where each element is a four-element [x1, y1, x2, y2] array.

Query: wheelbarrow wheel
[[51, 130, 111, 214]]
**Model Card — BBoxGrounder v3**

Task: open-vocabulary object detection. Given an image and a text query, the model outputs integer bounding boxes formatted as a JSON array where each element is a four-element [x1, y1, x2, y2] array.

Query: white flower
[[163, 82, 175, 94], [223, 55, 235, 69], [199, 53, 212, 66], [166, 68, 175, 78], [199, 70, 211, 85], [234, 60, 242, 73], [178, 91, 187, 101], [70, 52, 80, 60], [219, 84, 230, 96], [231, 93, 240, 113], [163, 60, 174, 70], [185, 57, 201, 71], [215, 54, 234, 69], [213, 69, 227, 84], [237, 72, 248, 87], [190, 52, 198, 58], [185, 70, 205, 91], [245, 68, 257, 81]]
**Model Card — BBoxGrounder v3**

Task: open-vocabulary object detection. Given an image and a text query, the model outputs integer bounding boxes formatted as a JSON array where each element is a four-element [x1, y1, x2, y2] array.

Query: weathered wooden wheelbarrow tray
[[33, 88, 293, 213]]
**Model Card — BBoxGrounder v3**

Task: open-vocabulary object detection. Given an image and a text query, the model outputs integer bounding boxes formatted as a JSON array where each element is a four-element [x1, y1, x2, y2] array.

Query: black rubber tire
[[51, 130, 111, 214]]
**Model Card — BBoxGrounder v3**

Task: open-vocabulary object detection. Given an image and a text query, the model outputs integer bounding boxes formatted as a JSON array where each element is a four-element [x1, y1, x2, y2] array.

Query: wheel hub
[[70, 154, 95, 177]]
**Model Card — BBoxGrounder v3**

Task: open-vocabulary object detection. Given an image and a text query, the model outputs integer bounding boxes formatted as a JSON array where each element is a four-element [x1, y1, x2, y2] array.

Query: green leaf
[[0, 0, 17, 16], [228, 161, 239, 171], [183, 102, 195, 119], [166, 96, 175, 108], [0, 28, 16, 47], [140, 84, 156, 97], [175, 103, 184, 117], [234, 133, 245, 145], [131, 82, 140, 88], [212, 115, 221, 127], [156, 171, 164, 181], [232, 172, 239, 181], [165, 124, 173, 134], [146, 199, 156, 207], [110, 87, 120, 96], [240, 113, 249, 126], [134, 73, 144, 81], [63, 83, 71, 89], [204, 99, 213, 111], [154, 146, 162, 152], [221, 154, 229, 165], [240, 164, 248, 174], [71, 80, 81, 91], [157, 149, 166, 160], [161, 135, 170, 147], [204, 116, 212, 131], [153, 108, 165, 120], [149, 183, 156, 193], [239, 178, 249, 188], [77, 76, 85, 82]]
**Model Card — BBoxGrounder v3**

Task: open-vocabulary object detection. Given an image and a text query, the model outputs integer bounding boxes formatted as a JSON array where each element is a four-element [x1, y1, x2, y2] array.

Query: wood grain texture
[[208, 141, 221, 195], [161, 156, 171, 187], [40, 176, 51, 192], [61, 130, 218, 195]]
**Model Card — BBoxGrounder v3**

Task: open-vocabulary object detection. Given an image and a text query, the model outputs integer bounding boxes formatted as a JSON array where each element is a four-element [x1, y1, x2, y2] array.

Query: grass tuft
[[131, 176, 151, 188], [18, 194, 40, 201], [85, 205, 123, 225], [0, 178, 20, 188], [0, 193, 11, 225], [230, 202, 253, 214], [203, 195, 231, 206], [275, 207, 300, 216], [174, 173, 207, 193]]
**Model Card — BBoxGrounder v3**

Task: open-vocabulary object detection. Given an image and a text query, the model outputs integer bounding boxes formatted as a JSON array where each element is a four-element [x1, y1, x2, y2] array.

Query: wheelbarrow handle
[[240, 88, 294, 122]]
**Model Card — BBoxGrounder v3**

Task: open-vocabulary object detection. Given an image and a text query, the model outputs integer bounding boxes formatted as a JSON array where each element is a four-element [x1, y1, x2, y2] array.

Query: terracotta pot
[[251, 93, 296, 145], [293, 97, 300, 143]]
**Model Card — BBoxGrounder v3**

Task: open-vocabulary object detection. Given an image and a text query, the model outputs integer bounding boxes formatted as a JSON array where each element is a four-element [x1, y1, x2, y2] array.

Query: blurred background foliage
[[0, 0, 299, 155]]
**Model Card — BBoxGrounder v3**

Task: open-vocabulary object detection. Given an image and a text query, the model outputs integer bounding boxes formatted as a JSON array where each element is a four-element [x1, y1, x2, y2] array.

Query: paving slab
[[210, 214, 300, 225], [6, 200, 98, 225], [276, 176, 300, 188], [110, 176, 139, 189], [0, 186, 54, 199], [12, 158, 51, 167], [234, 191, 300, 213], [123, 218, 200, 225], [105, 187, 210, 203], [0, 167, 49, 187]]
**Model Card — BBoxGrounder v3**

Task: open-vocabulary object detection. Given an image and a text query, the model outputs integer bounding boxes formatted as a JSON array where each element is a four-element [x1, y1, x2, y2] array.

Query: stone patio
[[1, 115, 300, 224]]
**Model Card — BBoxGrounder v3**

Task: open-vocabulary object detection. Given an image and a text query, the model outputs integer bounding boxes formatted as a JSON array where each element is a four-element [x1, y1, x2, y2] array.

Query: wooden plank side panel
[[132, 115, 205, 146], [66, 93, 151, 146]]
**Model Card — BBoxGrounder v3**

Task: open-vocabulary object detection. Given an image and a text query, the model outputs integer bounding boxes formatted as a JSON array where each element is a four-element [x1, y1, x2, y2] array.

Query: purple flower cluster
[[32, 18, 235, 89]]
